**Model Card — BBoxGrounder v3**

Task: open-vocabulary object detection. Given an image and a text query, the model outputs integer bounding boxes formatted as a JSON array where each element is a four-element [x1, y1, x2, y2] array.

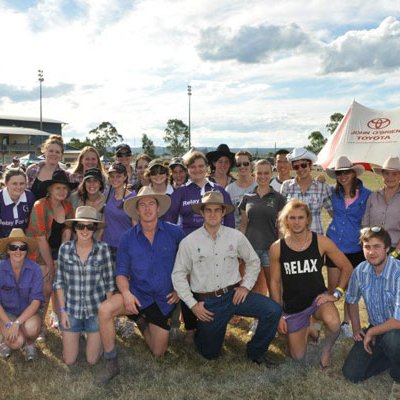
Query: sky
[[1, 0, 400, 150]]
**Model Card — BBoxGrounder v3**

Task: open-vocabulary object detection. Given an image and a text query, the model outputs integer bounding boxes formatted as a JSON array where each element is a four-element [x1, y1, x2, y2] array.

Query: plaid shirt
[[26, 161, 70, 189], [54, 240, 115, 319], [280, 178, 332, 234]]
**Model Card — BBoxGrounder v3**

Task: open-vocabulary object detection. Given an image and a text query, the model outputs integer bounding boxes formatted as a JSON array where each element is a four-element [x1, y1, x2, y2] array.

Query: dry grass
[[0, 171, 391, 400]]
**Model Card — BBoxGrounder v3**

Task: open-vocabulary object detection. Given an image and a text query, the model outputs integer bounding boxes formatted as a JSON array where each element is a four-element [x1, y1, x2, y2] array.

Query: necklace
[[287, 232, 310, 251]]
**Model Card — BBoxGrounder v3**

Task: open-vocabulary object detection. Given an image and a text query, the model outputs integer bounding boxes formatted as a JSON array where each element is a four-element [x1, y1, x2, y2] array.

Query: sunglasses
[[8, 244, 28, 252], [292, 162, 309, 171], [335, 170, 353, 176], [75, 223, 97, 231], [236, 162, 250, 167], [150, 166, 168, 176], [116, 152, 132, 158], [361, 226, 382, 234]]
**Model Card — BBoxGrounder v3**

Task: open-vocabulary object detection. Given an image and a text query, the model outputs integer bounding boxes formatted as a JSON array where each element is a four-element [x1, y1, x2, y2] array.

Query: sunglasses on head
[[236, 162, 250, 168], [334, 170, 353, 176], [116, 152, 132, 158], [150, 166, 168, 176], [8, 244, 28, 252], [292, 162, 309, 171], [361, 226, 382, 234], [75, 223, 97, 231]]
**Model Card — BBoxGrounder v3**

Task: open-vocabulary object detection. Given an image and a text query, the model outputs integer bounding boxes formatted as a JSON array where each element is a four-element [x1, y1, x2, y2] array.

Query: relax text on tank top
[[280, 232, 326, 314]]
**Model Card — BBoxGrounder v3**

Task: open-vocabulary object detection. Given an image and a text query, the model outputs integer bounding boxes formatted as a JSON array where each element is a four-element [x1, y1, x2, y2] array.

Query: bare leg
[[21, 315, 41, 345], [62, 332, 80, 365], [287, 326, 308, 360], [142, 323, 170, 357], [86, 332, 103, 365]]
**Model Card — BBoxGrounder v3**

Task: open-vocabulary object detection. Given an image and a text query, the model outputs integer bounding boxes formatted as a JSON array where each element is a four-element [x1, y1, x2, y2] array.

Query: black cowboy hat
[[39, 170, 78, 194], [206, 144, 235, 165]]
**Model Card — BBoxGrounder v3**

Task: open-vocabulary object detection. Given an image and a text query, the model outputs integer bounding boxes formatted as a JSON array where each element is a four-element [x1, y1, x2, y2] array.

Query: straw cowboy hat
[[287, 147, 318, 163], [0, 228, 37, 255], [123, 186, 171, 220], [39, 170, 78, 194], [192, 191, 235, 215], [325, 156, 365, 179], [65, 206, 105, 228], [373, 156, 400, 175]]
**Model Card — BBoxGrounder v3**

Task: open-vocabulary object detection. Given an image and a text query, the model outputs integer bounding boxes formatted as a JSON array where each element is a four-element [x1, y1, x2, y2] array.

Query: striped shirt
[[280, 178, 332, 234], [54, 240, 115, 319], [346, 256, 400, 326]]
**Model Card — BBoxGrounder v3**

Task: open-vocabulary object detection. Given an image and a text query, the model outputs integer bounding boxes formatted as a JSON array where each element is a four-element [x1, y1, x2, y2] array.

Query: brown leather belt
[[193, 283, 240, 301]]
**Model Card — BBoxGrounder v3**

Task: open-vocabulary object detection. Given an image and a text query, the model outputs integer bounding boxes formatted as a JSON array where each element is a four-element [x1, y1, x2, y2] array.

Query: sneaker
[[23, 344, 38, 361], [96, 357, 120, 385], [390, 382, 400, 400], [0, 342, 11, 359], [248, 319, 259, 336], [340, 322, 353, 338]]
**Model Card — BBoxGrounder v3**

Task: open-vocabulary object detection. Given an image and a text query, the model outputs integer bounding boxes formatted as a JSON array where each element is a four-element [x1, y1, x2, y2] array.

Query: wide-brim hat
[[206, 144, 235, 165], [39, 170, 78, 194], [373, 156, 400, 175], [0, 228, 37, 255], [123, 186, 171, 220], [192, 191, 234, 215], [65, 206, 105, 228], [287, 147, 317, 163], [325, 156, 365, 179]]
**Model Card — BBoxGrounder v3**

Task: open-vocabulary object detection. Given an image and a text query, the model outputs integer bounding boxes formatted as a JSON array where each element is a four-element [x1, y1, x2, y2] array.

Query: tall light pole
[[187, 84, 192, 149], [38, 70, 44, 131]]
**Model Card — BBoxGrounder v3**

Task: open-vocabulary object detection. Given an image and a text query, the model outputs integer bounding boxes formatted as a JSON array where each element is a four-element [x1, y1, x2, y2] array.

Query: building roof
[[0, 126, 51, 136], [0, 115, 66, 124]]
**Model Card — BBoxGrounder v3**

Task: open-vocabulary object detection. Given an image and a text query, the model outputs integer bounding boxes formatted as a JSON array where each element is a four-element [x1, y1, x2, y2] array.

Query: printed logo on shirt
[[283, 259, 318, 275], [183, 199, 200, 207]]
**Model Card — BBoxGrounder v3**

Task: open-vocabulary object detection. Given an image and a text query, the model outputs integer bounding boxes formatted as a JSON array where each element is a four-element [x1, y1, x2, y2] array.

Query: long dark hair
[[335, 173, 358, 198]]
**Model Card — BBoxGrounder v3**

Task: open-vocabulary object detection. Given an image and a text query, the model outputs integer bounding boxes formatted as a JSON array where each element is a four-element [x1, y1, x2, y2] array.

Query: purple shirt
[[116, 220, 184, 315], [103, 190, 136, 248], [0, 258, 44, 316], [0, 189, 35, 238], [165, 180, 235, 236]]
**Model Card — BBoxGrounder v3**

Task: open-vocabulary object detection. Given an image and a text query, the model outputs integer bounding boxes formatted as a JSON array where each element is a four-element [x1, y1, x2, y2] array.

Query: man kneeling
[[97, 187, 184, 384], [172, 191, 281, 364]]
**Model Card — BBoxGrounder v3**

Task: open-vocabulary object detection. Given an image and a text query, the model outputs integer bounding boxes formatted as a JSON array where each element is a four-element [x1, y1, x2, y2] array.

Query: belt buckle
[[215, 290, 222, 298]]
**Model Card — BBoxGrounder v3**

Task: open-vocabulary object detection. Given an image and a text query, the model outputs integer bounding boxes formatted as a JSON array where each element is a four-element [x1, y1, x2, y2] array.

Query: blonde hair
[[278, 199, 312, 236], [185, 151, 208, 167], [71, 146, 106, 176], [42, 135, 64, 154]]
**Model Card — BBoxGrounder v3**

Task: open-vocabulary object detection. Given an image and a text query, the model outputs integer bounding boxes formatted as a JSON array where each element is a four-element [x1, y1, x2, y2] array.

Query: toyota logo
[[367, 118, 391, 129]]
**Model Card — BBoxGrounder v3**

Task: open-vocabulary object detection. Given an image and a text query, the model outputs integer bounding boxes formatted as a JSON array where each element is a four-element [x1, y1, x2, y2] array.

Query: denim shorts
[[255, 249, 270, 267], [61, 314, 99, 333]]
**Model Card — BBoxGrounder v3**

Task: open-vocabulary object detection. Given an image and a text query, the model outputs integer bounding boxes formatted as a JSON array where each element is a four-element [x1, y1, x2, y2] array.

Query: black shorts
[[325, 251, 365, 269], [128, 303, 173, 331]]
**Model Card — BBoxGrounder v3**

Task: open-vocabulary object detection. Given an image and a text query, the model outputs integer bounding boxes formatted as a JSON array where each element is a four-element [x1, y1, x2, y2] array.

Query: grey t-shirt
[[239, 189, 286, 250], [226, 180, 257, 229]]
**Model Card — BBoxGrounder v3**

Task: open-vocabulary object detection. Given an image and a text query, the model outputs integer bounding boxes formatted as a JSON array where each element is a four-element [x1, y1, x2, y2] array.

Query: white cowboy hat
[[65, 206, 105, 228], [287, 147, 317, 163], [123, 186, 171, 220], [373, 156, 400, 175], [325, 156, 365, 179]]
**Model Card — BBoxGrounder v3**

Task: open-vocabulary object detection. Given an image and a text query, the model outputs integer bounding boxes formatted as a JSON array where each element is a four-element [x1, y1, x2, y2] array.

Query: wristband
[[5, 321, 12, 329], [391, 249, 399, 258], [335, 287, 345, 296], [333, 290, 343, 300], [59, 307, 66, 313]]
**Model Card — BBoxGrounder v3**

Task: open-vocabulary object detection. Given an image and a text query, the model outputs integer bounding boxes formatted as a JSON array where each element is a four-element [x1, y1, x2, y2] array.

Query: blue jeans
[[195, 290, 281, 360], [342, 328, 400, 383]]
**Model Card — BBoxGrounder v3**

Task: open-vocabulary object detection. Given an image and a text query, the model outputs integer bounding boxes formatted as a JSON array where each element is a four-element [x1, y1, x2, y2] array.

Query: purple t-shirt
[[0, 258, 44, 316], [103, 190, 136, 248], [0, 189, 35, 238], [164, 180, 235, 236]]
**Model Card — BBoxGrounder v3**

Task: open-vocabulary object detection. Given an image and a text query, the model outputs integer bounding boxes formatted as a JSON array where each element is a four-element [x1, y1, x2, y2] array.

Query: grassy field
[[1, 171, 392, 400]]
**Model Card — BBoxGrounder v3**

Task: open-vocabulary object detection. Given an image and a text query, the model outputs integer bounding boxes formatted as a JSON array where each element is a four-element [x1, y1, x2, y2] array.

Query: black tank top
[[280, 232, 326, 314], [31, 178, 47, 200]]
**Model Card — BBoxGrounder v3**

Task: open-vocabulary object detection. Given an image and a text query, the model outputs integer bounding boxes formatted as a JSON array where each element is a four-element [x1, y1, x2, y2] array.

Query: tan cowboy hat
[[286, 147, 317, 163], [0, 228, 37, 255], [192, 191, 235, 215], [325, 156, 365, 179], [65, 206, 105, 228], [373, 156, 400, 175], [123, 186, 171, 220]]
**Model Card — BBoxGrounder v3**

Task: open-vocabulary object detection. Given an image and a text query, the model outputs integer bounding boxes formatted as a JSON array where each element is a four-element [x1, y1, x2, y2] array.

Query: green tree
[[163, 119, 189, 156], [88, 122, 124, 156], [326, 112, 344, 135], [305, 131, 327, 154], [67, 137, 91, 150], [142, 133, 156, 158]]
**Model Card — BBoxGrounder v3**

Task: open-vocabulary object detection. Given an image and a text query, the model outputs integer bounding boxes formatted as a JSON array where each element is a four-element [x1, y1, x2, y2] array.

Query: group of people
[[0, 137, 399, 397]]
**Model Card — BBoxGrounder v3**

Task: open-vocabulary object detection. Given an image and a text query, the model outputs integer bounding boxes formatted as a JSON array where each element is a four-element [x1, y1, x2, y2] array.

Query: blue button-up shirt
[[0, 258, 44, 316], [116, 220, 184, 315], [346, 256, 400, 326]]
